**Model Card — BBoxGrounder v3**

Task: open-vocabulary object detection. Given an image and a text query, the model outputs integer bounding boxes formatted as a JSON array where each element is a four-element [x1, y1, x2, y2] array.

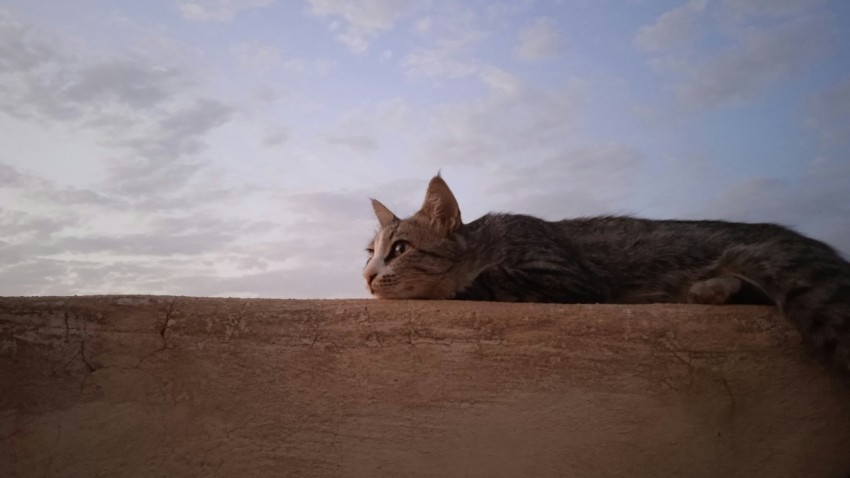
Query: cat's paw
[[687, 276, 742, 304]]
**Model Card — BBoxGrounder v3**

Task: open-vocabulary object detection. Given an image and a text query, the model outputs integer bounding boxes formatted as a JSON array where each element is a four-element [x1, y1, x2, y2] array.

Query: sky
[[1, 0, 849, 299]]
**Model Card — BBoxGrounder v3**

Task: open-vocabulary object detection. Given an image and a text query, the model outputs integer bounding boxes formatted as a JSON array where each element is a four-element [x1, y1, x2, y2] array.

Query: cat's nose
[[365, 272, 377, 287]]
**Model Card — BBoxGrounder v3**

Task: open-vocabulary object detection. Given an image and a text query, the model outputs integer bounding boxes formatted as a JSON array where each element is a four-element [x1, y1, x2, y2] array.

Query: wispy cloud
[[806, 76, 850, 148], [486, 145, 644, 218], [178, 0, 274, 23], [640, 8, 836, 109], [688, 15, 832, 108], [402, 5, 485, 79], [0, 8, 277, 297], [419, 78, 587, 167], [702, 155, 850, 254], [229, 42, 333, 76], [634, 0, 707, 52], [514, 17, 563, 61], [722, 0, 828, 18], [307, 0, 421, 53]]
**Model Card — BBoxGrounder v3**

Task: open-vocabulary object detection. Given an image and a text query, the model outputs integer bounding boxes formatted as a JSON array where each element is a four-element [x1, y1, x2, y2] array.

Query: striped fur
[[365, 176, 850, 374]]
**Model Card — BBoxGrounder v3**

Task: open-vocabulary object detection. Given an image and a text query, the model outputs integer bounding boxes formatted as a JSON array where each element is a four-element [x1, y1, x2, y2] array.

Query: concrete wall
[[1, 296, 849, 478]]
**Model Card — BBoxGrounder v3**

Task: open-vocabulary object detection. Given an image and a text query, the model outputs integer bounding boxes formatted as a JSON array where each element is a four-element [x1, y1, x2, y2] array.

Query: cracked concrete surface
[[1, 296, 849, 477]]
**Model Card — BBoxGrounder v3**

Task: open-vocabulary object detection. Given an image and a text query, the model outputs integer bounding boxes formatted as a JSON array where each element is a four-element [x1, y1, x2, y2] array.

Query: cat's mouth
[[365, 278, 386, 298], [368, 286, 398, 299]]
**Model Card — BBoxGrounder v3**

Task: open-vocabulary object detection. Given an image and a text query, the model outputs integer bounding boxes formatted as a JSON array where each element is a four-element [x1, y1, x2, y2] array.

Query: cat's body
[[365, 176, 850, 373]]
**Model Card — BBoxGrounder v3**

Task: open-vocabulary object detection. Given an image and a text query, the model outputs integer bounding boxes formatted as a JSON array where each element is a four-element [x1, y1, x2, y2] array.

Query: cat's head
[[364, 175, 464, 299]]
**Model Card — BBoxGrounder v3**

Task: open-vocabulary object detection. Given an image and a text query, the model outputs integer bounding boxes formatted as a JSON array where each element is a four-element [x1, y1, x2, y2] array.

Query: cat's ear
[[371, 199, 399, 228], [419, 175, 462, 236]]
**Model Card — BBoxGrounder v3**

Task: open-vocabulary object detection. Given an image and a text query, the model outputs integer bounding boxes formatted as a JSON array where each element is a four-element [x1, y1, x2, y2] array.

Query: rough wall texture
[[1, 296, 849, 478]]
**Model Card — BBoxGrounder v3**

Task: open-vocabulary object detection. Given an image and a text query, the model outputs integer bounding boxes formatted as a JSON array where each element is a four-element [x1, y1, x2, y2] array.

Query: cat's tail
[[718, 237, 850, 375]]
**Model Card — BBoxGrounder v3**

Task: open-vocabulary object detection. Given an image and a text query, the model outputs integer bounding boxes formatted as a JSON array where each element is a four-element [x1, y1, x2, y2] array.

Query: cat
[[364, 175, 850, 374]]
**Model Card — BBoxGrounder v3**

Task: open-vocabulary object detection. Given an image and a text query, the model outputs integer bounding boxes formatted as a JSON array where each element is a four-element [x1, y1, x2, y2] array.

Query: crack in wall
[[135, 298, 177, 368], [223, 300, 250, 344], [79, 337, 95, 373], [78, 316, 95, 373], [63, 306, 70, 343], [62, 304, 97, 376], [161, 298, 176, 345], [308, 305, 322, 348]]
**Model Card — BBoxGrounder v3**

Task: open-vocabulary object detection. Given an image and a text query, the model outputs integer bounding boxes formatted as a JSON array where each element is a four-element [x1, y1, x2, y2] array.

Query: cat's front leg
[[687, 276, 742, 304]]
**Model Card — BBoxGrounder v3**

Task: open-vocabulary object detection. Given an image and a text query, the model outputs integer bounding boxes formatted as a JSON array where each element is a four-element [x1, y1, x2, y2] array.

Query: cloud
[[326, 135, 379, 153], [261, 126, 289, 147], [317, 97, 409, 157], [0, 203, 259, 260], [0, 10, 68, 119], [229, 42, 282, 71], [150, 265, 367, 298], [644, 13, 835, 109], [0, 188, 297, 295], [477, 66, 522, 95], [419, 78, 587, 166], [34, 187, 125, 208], [178, 0, 273, 23], [486, 144, 644, 218], [0, 6, 378, 300], [483, 1, 535, 22], [98, 98, 233, 199], [806, 77, 850, 148], [634, 0, 707, 52], [63, 60, 184, 109], [0, 206, 77, 238], [722, 0, 828, 18], [56, 231, 240, 256], [0, 9, 280, 298], [1, 162, 124, 207], [0, 258, 76, 296], [402, 6, 485, 79], [402, 43, 480, 79], [229, 42, 332, 77], [0, 11, 188, 122], [0, 256, 298, 297], [283, 189, 374, 220], [401, 9, 587, 172], [0, 11, 235, 200], [307, 0, 420, 53], [0, 8, 62, 73], [701, 156, 850, 257], [0, 184, 379, 298], [514, 17, 563, 61], [680, 15, 832, 108], [0, 162, 31, 187]]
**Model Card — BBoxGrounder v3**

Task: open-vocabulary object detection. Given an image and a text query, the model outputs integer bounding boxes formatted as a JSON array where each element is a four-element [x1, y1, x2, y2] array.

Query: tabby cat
[[364, 175, 850, 373]]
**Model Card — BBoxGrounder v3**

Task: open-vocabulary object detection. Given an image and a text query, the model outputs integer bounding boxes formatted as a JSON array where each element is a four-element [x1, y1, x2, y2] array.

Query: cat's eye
[[392, 241, 407, 255], [381, 240, 409, 263]]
